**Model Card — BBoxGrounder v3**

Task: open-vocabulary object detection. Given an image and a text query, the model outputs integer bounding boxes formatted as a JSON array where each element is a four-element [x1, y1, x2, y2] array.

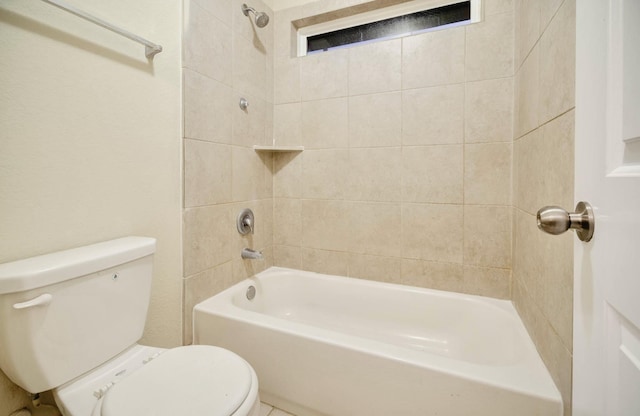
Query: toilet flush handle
[[13, 293, 53, 310]]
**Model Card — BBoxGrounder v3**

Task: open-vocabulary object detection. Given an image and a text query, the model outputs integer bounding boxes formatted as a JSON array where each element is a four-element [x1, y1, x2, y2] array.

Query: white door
[[573, 0, 640, 415]]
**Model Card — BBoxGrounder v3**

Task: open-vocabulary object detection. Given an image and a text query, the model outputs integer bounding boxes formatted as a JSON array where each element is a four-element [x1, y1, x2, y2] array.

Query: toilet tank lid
[[0, 237, 156, 295]]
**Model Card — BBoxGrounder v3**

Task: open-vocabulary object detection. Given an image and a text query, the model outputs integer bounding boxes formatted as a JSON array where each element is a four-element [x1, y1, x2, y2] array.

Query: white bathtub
[[193, 267, 562, 416]]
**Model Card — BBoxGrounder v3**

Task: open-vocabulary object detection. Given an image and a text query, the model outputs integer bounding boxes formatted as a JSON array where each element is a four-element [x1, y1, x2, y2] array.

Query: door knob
[[536, 201, 594, 242]]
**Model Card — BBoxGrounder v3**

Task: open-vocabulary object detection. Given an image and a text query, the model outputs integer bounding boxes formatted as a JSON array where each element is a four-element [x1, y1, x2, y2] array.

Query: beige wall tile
[[464, 205, 512, 268], [192, 0, 232, 23], [401, 259, 464, 292], [349, 202, 402, 257], [513, 279, 572, 415], [233, 93, 266, 147], [463, 265, 511, 299], [261, 198, 274, 246], [465, 77, 513, 144], [349, 253, 401, 283], [402, 85, 464, 146], [183, 205, 233, 276], [274, 55, 301, 104], [184, 2, 232, 85], [515, 45, 539, 139], [264, 102, 274, 146], [302, 248, 350, 276], [402, 203, 464, 264], [184, 140, 232, 207], [273, 102, 301, 146], [402, 27, 465, 89], [515, 111, 574, 215], [301, 149, 349, 199], [274, 198, 302, 246], [273, 245, 302, 268], [464, 142, 512, 205], [265, 40, 275, 107], [259, 151, 274, 197], [402, 145, 463, 203], [184, 69, 233, 143], [513, 207, 544, 302], [465, 12, 514, 81], [348, 147, 402, 202], [349, 39, 402, 95], [485, 0, 514, 16], [301, 200, 351, 251], [301, 98, 349, 148], [233, 31, 267, 100], [541, 230, 573, 350], [539, 0, 565, 36], [273, 152, 303, 198], [274, 8, 300, 57], [514, 0, 540, 69], [539, 0, 575, 124], [232, 146, 270, 201], [514, 209, 573, 348], [183, 261, 233, 343], [512, 211, 532, 286], [349, 92, 402, 148], [513, 128, 541, 213], [300, 49, 349, 101]]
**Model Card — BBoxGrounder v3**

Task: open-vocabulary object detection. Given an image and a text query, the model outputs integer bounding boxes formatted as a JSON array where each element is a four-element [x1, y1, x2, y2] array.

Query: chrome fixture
[[246, 285, 256, 300], [237, 208, 255, 235], [241, 248, 264, 260], [537, 201, 595, 242], [239, 97, 249, 111], [241, 3, 270, 28]]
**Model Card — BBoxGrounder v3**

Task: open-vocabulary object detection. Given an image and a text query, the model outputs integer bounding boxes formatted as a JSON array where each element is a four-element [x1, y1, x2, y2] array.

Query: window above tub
[[296, 0, 481, 56]]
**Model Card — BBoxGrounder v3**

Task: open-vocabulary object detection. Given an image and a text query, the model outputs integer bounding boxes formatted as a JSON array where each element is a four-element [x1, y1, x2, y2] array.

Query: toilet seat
[[98, 345, 254, 416]]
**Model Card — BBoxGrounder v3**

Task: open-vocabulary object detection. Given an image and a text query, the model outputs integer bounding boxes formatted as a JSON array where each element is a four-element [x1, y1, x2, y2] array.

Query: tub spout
[[241, 248, 264, 260]]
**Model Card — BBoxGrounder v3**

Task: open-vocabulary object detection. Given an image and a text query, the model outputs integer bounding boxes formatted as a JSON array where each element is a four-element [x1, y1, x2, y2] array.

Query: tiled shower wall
[[512, 0, 575, 414], [181, 0, 276, 343], [271, 0, 515, 298]]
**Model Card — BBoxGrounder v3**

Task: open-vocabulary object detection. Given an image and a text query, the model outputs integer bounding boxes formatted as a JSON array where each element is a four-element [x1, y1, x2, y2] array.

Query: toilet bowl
[[0, 237, 260, 416]]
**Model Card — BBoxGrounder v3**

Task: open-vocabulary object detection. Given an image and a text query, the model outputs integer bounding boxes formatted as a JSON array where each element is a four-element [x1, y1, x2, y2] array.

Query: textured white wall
[[0, 0, 182, 413]]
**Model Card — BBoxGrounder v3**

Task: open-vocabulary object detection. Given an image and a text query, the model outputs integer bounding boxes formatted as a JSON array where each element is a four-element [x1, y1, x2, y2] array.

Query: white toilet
[[0, 237, 260, 416]]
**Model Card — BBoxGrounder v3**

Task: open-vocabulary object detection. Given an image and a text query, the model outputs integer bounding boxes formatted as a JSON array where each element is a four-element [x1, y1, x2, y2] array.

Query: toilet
[[0, 237, 260, 416]]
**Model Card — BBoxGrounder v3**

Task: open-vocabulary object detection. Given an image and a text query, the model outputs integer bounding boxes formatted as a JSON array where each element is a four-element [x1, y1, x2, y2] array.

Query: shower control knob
[[536, 201, 594, 242], [237, 208, 255, 235]]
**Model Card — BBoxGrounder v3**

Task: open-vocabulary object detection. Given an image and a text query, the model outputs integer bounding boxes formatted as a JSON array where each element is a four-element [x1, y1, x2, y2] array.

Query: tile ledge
[[253, 145, 305, 152]]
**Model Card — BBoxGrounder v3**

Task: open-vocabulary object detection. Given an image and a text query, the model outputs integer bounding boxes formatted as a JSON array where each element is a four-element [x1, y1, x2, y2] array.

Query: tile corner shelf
[[253, 145, 305, 152]]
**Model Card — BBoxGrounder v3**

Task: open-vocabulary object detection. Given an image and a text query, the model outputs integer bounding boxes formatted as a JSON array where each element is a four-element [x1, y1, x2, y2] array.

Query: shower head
[[241, 3, 270, 28]]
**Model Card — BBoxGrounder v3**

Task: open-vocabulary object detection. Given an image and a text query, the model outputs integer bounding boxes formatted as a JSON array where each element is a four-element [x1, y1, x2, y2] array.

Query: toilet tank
[[0, 237, 156, 393]]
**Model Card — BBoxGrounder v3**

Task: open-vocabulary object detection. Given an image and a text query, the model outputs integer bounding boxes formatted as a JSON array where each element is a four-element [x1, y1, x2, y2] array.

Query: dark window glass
[[307, 1, 471, 53]]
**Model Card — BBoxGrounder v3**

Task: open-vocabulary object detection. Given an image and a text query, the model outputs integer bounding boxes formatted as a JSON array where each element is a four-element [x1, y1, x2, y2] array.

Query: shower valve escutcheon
[[237, 208, 255, 235], [536, 201, 594, 242]]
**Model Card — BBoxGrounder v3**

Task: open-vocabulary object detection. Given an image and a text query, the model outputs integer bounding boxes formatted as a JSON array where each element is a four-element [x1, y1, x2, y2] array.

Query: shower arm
[[242, 4, 257, 16]]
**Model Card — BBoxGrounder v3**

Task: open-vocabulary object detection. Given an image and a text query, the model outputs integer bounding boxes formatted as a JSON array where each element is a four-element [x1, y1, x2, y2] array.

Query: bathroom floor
[[260, 401, 297, 416]]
